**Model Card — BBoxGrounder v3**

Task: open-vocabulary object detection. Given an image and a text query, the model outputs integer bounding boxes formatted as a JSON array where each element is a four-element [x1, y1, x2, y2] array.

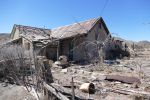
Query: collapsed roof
[[11, 17, 109, 43], [11, 25, 51, 42]]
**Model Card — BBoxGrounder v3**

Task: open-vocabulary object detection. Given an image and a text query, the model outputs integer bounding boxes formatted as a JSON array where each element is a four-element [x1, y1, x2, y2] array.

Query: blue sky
[[0, 0, 150, 41]]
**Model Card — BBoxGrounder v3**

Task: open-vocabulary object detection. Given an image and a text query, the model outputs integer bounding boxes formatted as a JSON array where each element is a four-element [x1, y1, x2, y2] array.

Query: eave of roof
[[51, 17, 101, 39], [12, 24, 51, 42]]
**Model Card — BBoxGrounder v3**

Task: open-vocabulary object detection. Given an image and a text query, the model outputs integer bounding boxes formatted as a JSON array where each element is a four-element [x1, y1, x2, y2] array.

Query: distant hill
[[137, 40, 150, 48], [114, 36, 135, 45], [114, 37, 150, 49], [138, 40, 150, 46], [0, 33, 10, 44]]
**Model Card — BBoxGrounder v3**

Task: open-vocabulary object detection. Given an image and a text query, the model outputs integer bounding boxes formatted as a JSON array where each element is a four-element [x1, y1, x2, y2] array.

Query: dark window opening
[[69, 41, 74, 61], [99, 23, 102, 29], [25, 42, 30, 50], [95, 33, 98, 40]]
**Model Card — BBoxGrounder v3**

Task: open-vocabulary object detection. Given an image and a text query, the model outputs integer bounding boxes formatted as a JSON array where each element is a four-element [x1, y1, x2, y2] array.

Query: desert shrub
[[0, 45, 31, 84]]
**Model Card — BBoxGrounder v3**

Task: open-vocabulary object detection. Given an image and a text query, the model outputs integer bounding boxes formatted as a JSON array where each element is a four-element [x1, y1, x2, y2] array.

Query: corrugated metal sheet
[[51, 18, 99, 39]]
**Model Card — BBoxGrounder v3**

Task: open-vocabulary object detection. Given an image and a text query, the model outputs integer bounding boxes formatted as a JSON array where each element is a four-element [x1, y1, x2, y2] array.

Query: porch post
[[57, 41, 60, 61]]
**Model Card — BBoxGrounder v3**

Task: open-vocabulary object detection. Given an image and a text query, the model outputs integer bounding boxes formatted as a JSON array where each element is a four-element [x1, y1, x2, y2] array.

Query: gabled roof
[[11, 24, 51, 42], [11, 17, 110, 42], [51, 17, 101, 39]]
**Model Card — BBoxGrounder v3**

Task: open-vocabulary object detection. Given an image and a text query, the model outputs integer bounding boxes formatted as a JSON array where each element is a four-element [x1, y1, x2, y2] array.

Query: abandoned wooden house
[[9, 17, 124, 62], [50, 17, 111, 62]]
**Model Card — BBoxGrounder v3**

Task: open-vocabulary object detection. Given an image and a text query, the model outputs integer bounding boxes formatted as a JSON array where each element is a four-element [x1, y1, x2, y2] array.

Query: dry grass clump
[[0, 45, 31, 84]]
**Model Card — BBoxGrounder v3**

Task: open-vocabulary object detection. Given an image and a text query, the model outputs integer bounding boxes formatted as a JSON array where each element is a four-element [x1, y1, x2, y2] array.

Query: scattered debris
[[54, 55, 69, 68], [144, 86, 150, 92], [132, 82, 139, 88], [44, 82, 85, 100], [43, 82, 70, 100], [61, 68, 68, 73], [59, 55, 68, 62], [104, 60, 120, 65], [79, 83, 95, 94], [48, 59, 54, 66], [105, 75, 141, 84]]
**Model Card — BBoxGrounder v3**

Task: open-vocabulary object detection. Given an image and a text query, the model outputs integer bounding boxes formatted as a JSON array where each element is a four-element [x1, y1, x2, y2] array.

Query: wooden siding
[[59, 20, 109, 61], [12, 29, 20, 40], [73, 36, 86, 61]]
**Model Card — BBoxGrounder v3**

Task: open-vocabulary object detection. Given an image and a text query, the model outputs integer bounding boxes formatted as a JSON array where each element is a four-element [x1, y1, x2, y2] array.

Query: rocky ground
[[0, 33, 150, 100], [51, 48, 150, 100], [0, 83, 37, 100]]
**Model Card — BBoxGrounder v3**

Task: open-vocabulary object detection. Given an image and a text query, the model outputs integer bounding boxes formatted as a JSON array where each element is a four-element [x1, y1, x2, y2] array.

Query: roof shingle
[[51, 18, 99, 39]]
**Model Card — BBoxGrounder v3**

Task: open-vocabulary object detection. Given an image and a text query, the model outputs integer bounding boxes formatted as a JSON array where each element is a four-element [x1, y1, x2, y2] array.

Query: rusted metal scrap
[[79, 83, 95, 94], [105, 75, 141, 84]]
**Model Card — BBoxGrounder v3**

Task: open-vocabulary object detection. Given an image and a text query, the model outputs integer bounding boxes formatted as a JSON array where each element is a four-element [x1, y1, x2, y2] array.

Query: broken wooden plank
[[71, 77, 75, 100], [105, 75, 141, 84], [63, 85, 76, 89], [43, 82, 69, 100], [51, 83, 87, 100], [105, 87, 150, 99]]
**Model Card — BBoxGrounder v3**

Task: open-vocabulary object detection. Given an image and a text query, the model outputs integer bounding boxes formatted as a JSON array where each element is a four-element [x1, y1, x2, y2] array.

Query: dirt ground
[[0, 48, 150, 100], [0, 83, 37, 100], [51, 48, 150, 100]]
